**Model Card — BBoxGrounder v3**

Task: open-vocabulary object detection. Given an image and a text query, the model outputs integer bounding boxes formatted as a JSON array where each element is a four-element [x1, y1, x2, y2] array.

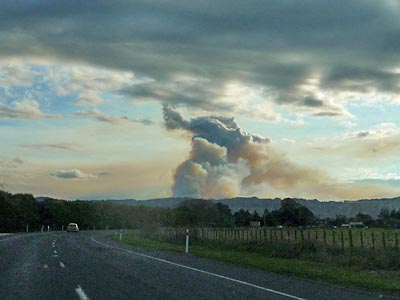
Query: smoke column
[[163, 105, 332, 199]]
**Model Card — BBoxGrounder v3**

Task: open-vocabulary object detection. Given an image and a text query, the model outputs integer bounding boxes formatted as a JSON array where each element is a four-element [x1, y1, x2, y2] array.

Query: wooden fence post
[[372, 232, 375, 251], [382, 232, 386, 250], [341, 231, 345, 251], [300, 229, 304, 247], [348, 229, 353, 253]]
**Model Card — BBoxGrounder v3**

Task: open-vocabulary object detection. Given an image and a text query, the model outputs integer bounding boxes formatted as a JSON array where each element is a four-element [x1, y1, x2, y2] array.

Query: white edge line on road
[[59, 262, 65, 268], [53, 250, 57, 254], [75, 285, 91, 300], [91, 237, 307, 300], [0, 235, 21, 242]]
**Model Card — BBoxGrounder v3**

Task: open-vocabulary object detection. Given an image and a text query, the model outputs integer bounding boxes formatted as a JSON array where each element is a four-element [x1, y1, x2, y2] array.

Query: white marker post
[[185, 229, 190, 254], [26, 224, 29, 233], [61, 225, 64, 232]]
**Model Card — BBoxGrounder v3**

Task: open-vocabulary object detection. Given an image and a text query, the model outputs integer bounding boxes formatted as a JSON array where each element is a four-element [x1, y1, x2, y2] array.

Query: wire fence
[[148, 227, 400, 252]]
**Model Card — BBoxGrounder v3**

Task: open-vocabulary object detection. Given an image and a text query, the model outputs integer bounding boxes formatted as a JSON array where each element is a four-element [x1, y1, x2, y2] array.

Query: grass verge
[[115, 233, 400, 295]]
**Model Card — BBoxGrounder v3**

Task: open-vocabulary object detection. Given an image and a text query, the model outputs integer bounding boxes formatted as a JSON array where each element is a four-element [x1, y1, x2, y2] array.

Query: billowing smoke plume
[[163, 105, 333, 199]]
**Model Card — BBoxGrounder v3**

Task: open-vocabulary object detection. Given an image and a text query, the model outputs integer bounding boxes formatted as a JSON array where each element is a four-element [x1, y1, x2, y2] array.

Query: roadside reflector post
[[185, 228, 190, 254], [119, 230, 122, 241], [47, 225, 50, 232], [26, 224, 29, 233], [62, 225, 64, 232]]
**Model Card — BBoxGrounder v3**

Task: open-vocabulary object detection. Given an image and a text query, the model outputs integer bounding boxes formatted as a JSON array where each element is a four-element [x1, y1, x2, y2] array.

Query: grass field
[[115, 228, 400, 295]]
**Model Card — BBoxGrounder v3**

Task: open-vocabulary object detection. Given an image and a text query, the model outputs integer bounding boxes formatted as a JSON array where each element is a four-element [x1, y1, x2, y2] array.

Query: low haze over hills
[[105, 196, 400, 219]]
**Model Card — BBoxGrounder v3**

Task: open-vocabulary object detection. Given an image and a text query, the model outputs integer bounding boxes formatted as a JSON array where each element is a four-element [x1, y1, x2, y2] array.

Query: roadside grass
[[115, 232, 400, 295]]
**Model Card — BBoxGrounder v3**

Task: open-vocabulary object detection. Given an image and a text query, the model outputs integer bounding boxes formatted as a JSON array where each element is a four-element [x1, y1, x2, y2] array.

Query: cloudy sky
[[1, 0, 400, 200]]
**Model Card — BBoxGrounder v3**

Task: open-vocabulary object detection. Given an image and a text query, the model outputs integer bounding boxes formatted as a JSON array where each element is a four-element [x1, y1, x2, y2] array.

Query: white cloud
[[0, 60, 37, 90], [0, 99, 59, 120], [47, 64, 136, 104], [72, 90, 104, 106], [281, 138, 296, 144], [283, 118, 305, 128]]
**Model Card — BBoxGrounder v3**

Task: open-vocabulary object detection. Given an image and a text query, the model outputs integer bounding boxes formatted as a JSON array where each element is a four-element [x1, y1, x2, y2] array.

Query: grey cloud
[[321, 66, 400, 94], [163, 104, 270, 151], [0, 157, 23, 168], [312, 112, 344, 117], [50, 169, 97, 179], [19, 143, 79, 151], [98, 171, 111, 176], [303, 97, 324, 107], [1, 1, 400, 115], [75, 109, 153, 125], [356, 131, 370, 139], [121, 78, 233, 113]]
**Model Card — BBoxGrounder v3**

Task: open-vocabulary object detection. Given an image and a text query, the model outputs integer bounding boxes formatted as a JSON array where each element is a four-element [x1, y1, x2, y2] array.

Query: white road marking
[[59, 262, 65, 268], [0, 235, 21, 242], [53, 250, 57, 254], [43, 264, 48, 269], [75, 285, 91, 300], [91, 237, 307, 300], [52, 255, 59, 258]]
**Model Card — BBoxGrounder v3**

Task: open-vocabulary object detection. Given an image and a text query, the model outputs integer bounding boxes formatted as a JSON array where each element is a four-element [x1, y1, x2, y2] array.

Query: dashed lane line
[[75, 285, 91, 300]]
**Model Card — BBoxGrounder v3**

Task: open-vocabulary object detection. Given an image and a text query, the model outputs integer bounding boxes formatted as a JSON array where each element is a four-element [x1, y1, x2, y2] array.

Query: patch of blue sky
[[47, 94, 78, 116], [346, 103, 400, 129], [97, 91, 162, 120], [353, 178, 400, 187]]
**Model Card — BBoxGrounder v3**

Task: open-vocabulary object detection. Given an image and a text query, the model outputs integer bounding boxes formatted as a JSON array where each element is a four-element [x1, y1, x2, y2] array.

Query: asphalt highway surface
[[0, 231, 399, 300]]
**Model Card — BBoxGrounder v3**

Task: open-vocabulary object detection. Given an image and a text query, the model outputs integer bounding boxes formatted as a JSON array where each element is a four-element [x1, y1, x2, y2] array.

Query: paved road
[[0, 232, 398, 300]]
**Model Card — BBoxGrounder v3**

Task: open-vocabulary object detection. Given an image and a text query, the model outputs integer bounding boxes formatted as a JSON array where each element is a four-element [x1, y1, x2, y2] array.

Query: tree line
[[1, 190, 400, 232]]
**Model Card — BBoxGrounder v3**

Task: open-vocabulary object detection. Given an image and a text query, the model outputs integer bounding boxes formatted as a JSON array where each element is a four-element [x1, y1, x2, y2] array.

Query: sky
[[1, 1, 400, 201]]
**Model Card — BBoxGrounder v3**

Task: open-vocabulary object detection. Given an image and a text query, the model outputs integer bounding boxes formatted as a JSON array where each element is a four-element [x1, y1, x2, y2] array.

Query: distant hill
[[107, 196, 400, 219]]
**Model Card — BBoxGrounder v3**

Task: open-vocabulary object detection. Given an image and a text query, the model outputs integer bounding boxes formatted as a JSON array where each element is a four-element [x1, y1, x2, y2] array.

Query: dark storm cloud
[[1, 1, 400, 114], [321, 66, 400, 94]]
